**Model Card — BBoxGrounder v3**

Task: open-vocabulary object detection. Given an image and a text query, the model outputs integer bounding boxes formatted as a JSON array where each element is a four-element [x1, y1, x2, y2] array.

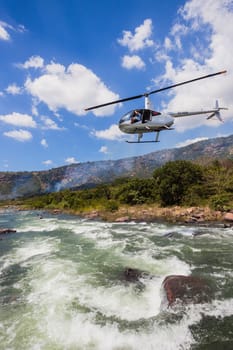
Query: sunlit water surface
[[0, 210, 233, 350]]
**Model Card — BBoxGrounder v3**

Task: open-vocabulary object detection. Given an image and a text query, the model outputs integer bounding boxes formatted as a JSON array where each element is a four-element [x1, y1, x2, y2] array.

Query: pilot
[[131, 110, 141, 123]]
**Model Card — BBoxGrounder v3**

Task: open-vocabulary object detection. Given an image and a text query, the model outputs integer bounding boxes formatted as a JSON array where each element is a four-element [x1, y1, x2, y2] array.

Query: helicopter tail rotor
[[206, 100, 228, 122]]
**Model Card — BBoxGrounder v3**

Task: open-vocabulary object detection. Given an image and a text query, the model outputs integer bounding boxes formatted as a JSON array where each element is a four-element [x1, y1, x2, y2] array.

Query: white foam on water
[[1, 213, 232, 350], [0, 236, 59, 276]]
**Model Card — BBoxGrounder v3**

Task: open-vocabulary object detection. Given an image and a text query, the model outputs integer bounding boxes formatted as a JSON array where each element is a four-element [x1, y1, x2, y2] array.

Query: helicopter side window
[[142, 109, 151, 123], [152, 111, 161, 116]]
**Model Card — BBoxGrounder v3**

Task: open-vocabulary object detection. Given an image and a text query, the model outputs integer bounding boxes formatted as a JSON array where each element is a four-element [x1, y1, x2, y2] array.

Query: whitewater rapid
[[0, 210, 233, 349]]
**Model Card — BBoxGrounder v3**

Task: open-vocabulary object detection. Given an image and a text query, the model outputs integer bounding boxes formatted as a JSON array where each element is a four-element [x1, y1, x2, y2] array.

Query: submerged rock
[[123, 267, 144, 282], [0, 228, 17, 235], [122, 267, 151, 283], [162, 275, 211, 306]]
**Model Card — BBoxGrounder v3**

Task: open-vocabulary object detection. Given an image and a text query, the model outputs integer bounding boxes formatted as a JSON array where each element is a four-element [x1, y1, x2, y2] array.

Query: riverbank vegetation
[[2, 159, 232, 218]]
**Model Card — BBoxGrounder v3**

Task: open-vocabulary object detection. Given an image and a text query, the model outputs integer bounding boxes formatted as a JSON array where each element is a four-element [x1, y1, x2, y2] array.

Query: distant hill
[[1, 134, 233, 200]]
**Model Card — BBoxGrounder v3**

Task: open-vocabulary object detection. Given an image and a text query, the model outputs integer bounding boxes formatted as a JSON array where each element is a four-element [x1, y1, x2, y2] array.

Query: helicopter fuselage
[[119, 109, 174, 134]]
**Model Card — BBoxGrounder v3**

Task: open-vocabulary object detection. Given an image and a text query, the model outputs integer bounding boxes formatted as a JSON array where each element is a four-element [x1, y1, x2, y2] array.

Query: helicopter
[[85, 70, 227, 143]]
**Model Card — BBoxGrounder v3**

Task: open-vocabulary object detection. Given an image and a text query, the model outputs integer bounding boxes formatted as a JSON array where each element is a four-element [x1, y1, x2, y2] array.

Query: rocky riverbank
[[81, 204, 232, 225], [1, 203, 233, 225]]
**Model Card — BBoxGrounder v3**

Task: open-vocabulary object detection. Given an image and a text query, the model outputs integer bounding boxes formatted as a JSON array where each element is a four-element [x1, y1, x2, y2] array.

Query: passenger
[[131, 110, 141, 123]]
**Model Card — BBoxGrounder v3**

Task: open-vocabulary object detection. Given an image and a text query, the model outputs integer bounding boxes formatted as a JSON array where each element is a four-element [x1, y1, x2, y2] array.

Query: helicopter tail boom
[[169, 100, 227, 122]]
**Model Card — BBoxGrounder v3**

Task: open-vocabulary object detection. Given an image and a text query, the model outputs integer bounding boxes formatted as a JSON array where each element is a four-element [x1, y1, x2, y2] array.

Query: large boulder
[[162, 275, 211, 306]]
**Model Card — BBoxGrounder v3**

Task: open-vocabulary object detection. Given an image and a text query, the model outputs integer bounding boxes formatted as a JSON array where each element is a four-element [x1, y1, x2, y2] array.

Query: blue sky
[[0, 0, 232, 171]]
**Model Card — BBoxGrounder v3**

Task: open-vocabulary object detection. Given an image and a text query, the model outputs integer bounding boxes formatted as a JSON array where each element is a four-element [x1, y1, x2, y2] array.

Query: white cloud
[[42, 160, 53, 166], [118, 19, 154, 52], [5, 83, 22, 95], [170, 23, 189, 50], [156, 0, 233, 132], [45, 62, 65, 75], [32, 104, 39, 116], [40, 116, 64, 130], [65, 157, 78, 164], [0, 21, 11, 41], [25, 61, 119, 117], [41, 138, 48, 148], [92, 124, 125, 141], [4, 129, 32, 142], [0, 20, 26, 41], [0, 112, 36, 128], [99, 146, 109, 154], [176, 136, 209, 148], [20, 55, 44, 69], [121, 55, 145, 70]]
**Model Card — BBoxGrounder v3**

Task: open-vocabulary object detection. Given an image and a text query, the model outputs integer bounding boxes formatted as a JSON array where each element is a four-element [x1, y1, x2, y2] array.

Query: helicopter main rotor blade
[[148, 70, 227, 96], [84, 93, 144, 111], [84, 70, 226, 111]]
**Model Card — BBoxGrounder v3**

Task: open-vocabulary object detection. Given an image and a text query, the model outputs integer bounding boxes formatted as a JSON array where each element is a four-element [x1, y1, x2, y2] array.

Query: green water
[[0, 210, 233, 349]]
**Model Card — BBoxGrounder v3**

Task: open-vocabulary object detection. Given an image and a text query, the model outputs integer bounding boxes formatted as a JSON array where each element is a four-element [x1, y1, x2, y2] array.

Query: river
[[0, 210, 233, 349]]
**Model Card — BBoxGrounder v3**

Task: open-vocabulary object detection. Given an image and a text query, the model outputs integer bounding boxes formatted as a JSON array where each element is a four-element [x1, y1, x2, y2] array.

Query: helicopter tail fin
[[206, 100, 227, 122]]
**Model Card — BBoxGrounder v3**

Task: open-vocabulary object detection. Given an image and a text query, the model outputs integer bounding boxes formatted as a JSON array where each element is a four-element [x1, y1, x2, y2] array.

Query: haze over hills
[[0, 134, 233, 200]]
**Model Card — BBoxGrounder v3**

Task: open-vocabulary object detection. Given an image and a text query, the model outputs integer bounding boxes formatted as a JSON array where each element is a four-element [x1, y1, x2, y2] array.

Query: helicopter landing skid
[[126, 140, 160, 143]]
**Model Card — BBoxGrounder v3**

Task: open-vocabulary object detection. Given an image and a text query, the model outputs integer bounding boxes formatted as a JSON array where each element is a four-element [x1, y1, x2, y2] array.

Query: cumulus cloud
[[4, 129, 32, 142], [118, 19, 154, 52], [40, 116, 64, 130], [99, 146, 109, 154], [92, 124, 125, 141], [0, 112, 36, 128], [19, 55, 44, 69], [24, 61, 120, 117], [65, 157, 78, 164], [121, 55, 145, 70], [154, 0, 233, 132], [41, 138, 48, 148], [5, 83, 22, 95], [42, 160, 53, 166]]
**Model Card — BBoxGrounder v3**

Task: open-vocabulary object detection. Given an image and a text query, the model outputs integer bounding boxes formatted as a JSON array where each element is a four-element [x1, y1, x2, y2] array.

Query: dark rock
[[162, 275, 212, 306], [163, 231, 177, 238], [123, 267, 143, 282], [0, 228, 17, 235], [122, 267, 150, 282]]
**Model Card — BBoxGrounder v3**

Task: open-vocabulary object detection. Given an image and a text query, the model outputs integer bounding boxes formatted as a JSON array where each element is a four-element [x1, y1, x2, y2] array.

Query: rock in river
[[0, 228, 17, 235], [162, 275, 212, 306]]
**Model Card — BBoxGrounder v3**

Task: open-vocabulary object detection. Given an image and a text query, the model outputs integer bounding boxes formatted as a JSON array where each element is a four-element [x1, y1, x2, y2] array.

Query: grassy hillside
[[5, 160, 232, 220]]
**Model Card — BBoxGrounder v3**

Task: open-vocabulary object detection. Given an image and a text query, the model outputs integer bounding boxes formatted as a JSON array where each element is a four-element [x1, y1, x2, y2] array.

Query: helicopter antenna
[[85, 70, 227, 111]]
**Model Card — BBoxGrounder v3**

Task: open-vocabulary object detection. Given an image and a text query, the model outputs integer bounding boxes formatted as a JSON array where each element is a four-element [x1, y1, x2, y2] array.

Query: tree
[[153, 160, 204, 206]]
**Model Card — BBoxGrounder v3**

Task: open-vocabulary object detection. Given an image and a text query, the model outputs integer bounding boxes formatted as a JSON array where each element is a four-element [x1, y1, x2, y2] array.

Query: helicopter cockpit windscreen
[[119, 110, 142, 124]]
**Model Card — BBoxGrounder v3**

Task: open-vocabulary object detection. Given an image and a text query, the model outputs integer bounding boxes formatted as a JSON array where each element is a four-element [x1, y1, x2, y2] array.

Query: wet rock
[[115, 216, 130, 222], [0, 228, 17, 235], [163, 231, 177, 238], [123, 267, 143, 282], [224, 212, 233, 222], [162, 275, 211, 306], [122, 267, 150, 282]]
